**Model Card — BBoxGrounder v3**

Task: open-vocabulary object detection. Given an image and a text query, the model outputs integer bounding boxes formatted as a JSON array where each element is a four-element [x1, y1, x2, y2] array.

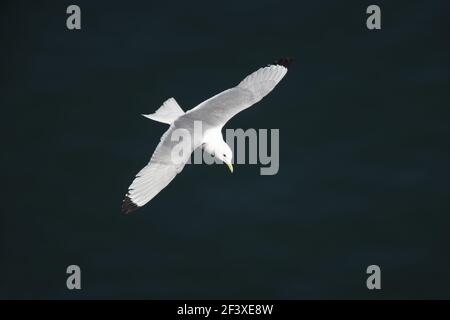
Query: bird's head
[[221, 143, 233, 173], [209, 141, 233, 173]]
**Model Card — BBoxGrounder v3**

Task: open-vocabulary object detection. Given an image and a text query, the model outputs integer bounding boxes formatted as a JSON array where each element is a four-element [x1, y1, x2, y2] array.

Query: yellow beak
[[225, 162, 233, 173]]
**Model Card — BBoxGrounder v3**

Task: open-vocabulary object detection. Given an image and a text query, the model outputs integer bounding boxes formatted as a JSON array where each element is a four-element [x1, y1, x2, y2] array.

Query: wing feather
[[122, 124, 192, 213], [185, 63, 288, 127]]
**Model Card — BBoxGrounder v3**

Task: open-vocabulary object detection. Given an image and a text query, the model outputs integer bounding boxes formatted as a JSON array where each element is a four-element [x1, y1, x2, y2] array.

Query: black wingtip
[[273, 57, 293, 68], [122, 195, 139, 214]]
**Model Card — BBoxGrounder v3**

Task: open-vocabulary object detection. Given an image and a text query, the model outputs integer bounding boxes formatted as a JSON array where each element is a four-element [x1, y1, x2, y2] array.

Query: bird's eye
[[223, 154, 226, 157]]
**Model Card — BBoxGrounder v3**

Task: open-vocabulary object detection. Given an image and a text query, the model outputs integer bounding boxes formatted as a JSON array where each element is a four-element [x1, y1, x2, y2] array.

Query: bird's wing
[[122, 123, 196, 213], [185, 59, 291, 127]]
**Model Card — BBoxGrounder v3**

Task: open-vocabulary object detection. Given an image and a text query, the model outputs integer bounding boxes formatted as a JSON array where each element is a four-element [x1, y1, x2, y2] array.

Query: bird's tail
[[142, 98, 185, 124]]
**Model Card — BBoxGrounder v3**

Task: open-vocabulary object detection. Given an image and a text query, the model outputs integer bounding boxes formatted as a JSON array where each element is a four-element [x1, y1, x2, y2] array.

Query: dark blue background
[[1, 0, 449, 298]]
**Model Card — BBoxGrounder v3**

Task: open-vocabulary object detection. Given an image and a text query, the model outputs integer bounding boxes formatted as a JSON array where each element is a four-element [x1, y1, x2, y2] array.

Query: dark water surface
[[1, 0, 449, 298]]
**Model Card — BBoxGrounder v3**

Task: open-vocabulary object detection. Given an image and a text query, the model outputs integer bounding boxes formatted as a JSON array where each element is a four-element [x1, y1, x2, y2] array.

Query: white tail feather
[[142, 98, 184, 124]]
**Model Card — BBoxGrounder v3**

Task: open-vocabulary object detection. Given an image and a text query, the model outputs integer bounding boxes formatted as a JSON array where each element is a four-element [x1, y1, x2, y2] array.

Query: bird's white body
[[122, 59, 291, 213]]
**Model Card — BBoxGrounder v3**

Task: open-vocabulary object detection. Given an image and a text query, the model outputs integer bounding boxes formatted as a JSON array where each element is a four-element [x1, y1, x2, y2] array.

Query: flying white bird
[[122, 58, 292, 213]]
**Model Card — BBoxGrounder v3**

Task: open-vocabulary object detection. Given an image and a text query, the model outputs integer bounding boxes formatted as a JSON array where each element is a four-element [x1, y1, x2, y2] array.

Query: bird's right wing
[[185, 59, 291, 128], [122, 123, 195, 213]]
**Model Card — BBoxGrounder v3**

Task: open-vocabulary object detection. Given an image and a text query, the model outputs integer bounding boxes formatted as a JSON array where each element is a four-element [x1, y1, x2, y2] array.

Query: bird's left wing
[[122, 123, 196, 213], [185, 59, 291, 127]]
